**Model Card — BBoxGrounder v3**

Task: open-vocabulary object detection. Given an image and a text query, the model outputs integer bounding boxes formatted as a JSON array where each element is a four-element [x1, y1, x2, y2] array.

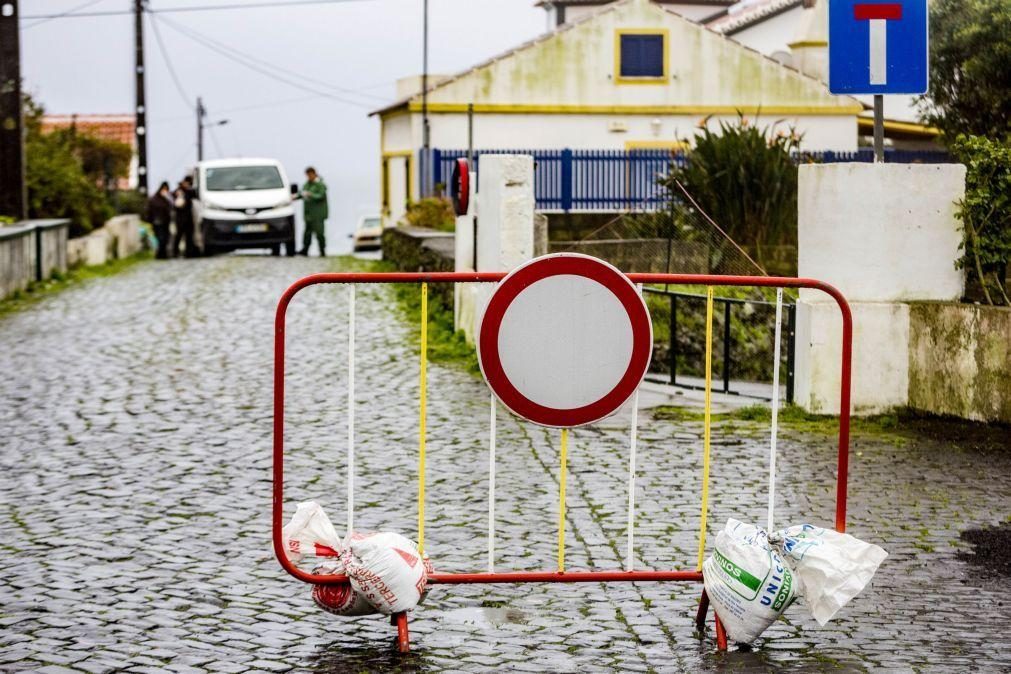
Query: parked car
[[352, 215, 383, 252], [192, 158, 298, 256]]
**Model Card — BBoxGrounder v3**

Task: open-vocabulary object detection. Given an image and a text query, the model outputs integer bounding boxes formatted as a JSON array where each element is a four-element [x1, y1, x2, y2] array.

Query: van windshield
[[205, 166, 283, 191]]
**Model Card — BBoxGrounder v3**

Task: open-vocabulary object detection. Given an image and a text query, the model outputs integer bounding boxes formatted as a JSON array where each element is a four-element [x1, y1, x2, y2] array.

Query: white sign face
[[497, 274, 634, 409], [478, 254, 652, 428]]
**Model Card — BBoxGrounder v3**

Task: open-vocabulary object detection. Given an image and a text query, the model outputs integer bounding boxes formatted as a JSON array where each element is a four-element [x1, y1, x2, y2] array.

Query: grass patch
[[0, 250, 152, 318], [652, 402, 903, 436], [350, 257, 480, 374]]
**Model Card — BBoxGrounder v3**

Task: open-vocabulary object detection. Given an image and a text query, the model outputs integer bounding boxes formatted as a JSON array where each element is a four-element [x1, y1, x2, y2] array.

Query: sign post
[[829, 0, 929, 163]]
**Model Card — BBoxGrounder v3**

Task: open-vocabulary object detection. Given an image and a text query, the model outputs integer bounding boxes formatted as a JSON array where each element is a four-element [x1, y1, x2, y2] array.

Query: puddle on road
[[958, 522, 1011, 578], [440, 606, 529, 626]]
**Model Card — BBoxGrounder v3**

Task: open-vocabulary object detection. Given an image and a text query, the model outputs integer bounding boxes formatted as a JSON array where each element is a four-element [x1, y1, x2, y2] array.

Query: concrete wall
[[456, 155, 537, 343], [794, 300, 910, 415], [909, 303, 1011, 424], [0, 226, 35, 300], [794, 163, 966, 415], [798, 163, 966, 303], [67, 215, 143, 268], [0, 220, 70, 301]]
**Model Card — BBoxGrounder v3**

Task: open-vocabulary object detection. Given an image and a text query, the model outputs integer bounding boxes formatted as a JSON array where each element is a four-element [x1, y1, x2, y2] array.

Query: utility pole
[[197, 96, 205, 161], [0, 0, 27, 220], [421, 0, 429, 198], [196, 98, 226, 162], [134, 0, 149, 194]]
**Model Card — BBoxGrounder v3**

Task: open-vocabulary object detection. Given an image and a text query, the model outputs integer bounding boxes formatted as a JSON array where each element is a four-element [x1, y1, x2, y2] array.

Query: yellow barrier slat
[[696, 286, 715, 571], [418, 282, 428, 555], [558, 428, 569, 572]]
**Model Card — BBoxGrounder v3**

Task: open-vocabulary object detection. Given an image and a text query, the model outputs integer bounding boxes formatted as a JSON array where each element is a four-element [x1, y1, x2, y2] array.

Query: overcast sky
[[21, 0, 546, 250]]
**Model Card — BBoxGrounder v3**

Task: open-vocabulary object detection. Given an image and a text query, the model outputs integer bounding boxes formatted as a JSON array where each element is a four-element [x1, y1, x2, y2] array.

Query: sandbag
[[281, 501, 342, 561], [311, 562, 379, 617], [344, 531, 429, 615], [769, 524, 887, 625], [702, 519, 797, 643]]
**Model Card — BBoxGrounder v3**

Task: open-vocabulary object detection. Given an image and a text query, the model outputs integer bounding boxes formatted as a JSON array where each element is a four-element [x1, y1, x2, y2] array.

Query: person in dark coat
[[146, 182, 173, 260], [172, 176, 199, 258]]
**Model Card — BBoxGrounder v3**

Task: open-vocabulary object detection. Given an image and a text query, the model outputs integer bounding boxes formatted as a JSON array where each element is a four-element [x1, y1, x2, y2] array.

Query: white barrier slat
[[626, 389, 639, 572], [768, 288, 783, 533], [347, 284, 356, 536], [488, 393, 497, 573]]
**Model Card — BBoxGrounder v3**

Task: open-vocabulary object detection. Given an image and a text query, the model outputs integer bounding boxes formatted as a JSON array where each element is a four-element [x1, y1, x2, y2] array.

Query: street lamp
[[197, 96, 228, 162]]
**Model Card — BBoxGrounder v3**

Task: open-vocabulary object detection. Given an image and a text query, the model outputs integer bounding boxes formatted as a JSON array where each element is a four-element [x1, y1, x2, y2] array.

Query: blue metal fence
[[431, 147, 951, 212]]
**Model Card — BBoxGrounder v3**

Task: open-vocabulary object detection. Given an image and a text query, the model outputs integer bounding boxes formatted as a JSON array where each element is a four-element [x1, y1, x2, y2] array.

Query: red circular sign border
[[478, 255, 652, 428]]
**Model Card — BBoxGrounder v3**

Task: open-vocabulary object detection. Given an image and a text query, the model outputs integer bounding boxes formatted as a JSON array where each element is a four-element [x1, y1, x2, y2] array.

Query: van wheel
[[285, 238, 296, 257], [270, 244, 281, 256]]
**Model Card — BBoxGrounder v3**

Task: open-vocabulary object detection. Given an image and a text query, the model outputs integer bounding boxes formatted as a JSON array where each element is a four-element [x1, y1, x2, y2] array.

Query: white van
[[192, 158, 298, 255]]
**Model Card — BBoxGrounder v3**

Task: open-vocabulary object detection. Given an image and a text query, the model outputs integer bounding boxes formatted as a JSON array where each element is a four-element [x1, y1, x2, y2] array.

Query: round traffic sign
[[451, 158, 470, 216], [478, 254, 652, 428]]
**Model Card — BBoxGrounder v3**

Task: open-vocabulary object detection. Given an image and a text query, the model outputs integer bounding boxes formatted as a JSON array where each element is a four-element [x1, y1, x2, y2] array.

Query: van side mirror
[[290, 183, 299, 196]]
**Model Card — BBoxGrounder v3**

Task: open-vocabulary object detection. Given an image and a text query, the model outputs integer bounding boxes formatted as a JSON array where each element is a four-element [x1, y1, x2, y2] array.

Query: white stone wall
[[794, 300, 910, 415], [455, 156, 536, 343], [798, 163, 966, 303], [794, 163, 966, 415]]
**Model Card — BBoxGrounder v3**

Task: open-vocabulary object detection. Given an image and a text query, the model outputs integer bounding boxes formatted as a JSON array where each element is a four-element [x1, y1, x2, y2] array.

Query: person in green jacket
[[299, 167, 328, 256]]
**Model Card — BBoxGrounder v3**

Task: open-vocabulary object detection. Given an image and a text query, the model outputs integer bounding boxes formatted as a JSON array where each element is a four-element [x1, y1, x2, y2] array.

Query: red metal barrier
[[273, 272, 853, 653]]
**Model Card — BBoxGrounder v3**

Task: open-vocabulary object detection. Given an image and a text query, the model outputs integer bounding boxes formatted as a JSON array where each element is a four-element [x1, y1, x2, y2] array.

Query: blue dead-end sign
[[829, 0, 929, 95]]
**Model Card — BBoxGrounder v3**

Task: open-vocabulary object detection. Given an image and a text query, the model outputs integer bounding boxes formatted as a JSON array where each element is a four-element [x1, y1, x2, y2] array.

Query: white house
[[544, 1, 941, 146], [372, 0, 863, 224], [538, 0, 734, 27]]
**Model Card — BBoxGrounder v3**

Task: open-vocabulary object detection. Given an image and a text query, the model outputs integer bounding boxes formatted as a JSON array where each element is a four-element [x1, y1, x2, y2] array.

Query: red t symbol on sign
[[854, 3, 903, 85]]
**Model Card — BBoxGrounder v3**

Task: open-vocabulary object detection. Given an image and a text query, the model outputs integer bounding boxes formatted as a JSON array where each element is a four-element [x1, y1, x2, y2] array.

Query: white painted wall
[[456, 155, 536, 343], [411, 111, 856, 153], [794, 162, 967, 416], [723, 7, 804, 56], [426, 0, 857, 112], [798, 163, 966, 303], [794, 300, 910, 415]]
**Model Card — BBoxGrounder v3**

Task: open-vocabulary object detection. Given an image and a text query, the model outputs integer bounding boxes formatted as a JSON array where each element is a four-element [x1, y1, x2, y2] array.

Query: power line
[[154, 14, 375, 109], [155, 13, 387, 104], [20, 0, 108, 30], [22, 0, 379, 20], [148, 12, 192, 107]]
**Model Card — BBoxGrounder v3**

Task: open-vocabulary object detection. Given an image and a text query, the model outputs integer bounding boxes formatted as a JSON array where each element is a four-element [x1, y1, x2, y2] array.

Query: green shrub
[[22, 95, 132, 237], [951, 135, 1011, 305], [659, 116, 801, 269], [404, 196, 455, 232]]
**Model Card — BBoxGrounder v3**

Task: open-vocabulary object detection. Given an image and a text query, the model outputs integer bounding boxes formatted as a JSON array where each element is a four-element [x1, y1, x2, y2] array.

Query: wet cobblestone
[[1, 255, 1009, 673]]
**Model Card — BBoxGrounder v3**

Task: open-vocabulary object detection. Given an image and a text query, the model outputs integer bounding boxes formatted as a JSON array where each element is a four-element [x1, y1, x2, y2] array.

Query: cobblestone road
[[1, 255, 1009, 673]]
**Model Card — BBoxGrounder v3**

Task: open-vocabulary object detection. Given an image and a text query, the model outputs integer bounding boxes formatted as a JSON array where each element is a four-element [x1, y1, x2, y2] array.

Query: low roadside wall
[[67, 215, 143, 268], [0, 219, 71, 300], [549, 239, 709, 273], [909, 303, 1011, 424], [381, 226, 455, 305]]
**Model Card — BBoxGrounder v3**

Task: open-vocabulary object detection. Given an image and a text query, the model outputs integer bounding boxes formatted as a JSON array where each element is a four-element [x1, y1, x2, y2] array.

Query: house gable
[[415, 0, 859, 114]]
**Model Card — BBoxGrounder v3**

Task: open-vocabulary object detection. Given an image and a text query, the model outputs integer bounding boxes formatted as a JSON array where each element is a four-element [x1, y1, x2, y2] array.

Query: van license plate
[[236, 223, 269, 233]]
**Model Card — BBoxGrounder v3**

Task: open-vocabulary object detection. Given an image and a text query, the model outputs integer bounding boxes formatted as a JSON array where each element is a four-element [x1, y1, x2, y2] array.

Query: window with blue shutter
[[619, 33, 665, 78]]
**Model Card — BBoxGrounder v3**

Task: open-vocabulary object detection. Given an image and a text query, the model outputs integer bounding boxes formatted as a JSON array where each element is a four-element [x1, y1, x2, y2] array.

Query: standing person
[[146, 182, 173, 260], [172, 176, 199, 258], [299, 167, 328, 256]]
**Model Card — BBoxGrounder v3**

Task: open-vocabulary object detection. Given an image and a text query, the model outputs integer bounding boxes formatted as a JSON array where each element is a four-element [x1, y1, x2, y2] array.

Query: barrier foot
[[695, 589, 710, 633], [393, 612, 410, 653], [714, 612, 728, 651]]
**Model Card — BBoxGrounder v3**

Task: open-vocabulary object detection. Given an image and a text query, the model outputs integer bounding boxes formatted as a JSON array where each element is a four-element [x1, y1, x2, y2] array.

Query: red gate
[[273, 271, 853, 653]]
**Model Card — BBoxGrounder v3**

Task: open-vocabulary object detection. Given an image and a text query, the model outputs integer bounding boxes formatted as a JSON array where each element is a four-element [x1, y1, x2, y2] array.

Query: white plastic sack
[[281, 501, 342, 561], [344, 531, 430, 615], [311, 562, 378, 617], [702, 519, 797, 643], [769, 524, 887, 625]]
